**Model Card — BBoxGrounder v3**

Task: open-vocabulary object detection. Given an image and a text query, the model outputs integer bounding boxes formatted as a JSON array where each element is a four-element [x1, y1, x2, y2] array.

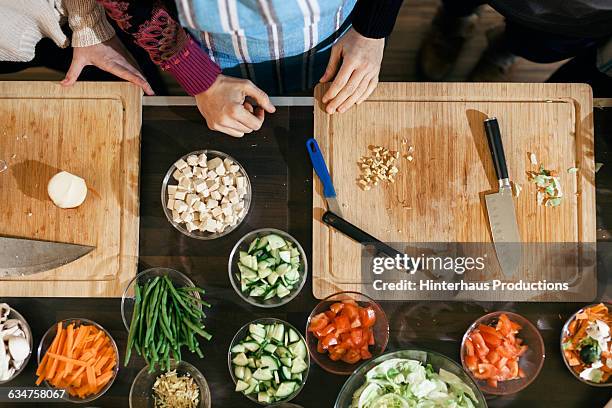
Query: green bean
[[183, 318, 212, 340], [124, 283, 141, 366]]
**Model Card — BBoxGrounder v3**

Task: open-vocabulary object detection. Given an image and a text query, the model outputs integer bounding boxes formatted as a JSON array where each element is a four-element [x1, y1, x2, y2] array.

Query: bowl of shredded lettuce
[[335, 349, 487, 408]]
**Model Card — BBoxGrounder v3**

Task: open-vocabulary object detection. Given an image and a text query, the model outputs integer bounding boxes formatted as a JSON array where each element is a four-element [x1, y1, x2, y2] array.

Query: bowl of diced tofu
[[228, 318, 309, 405], [229, 229, 307, 308], [161, 150, 251, 239]]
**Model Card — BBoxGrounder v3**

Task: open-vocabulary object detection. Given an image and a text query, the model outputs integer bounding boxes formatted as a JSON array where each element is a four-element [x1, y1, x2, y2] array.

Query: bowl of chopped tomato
[[461, 311, 545, 395], [306, 291, 389, 375]]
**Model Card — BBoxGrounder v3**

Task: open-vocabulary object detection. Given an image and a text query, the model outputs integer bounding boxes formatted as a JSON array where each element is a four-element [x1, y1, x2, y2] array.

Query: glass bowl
[[161, 150, 252, 240], [121, 267, 200, 332], [335, 349, 487, 407], [228, 318, 309, 405], [0, 305, 33, 384], [228, 228, 308, 308], [37, 318, 119, 404], [560, 302, 612, 387], [460, 311, 545, 395], [129, 359, 211, 407], [306, 291, 389, 376]]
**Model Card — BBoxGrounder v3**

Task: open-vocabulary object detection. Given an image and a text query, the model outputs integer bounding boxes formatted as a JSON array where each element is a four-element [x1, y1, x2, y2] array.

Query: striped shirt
[[98, 0, 403, 95], [177, 0, 356, 93]]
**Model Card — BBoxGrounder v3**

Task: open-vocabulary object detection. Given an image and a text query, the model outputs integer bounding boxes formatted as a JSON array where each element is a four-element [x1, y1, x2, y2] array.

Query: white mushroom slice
[[174, 159, 188, 170], [0, 304, 10, 324], [8, 336, 29, 361]]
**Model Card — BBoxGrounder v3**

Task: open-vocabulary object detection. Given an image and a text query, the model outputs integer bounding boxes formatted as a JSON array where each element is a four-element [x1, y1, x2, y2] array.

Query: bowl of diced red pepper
[[460, 311, 545, 395], [306, 291, 389, 375]]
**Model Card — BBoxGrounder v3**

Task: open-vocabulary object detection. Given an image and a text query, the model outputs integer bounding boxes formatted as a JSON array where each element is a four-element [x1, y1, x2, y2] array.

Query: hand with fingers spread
[[195, 75, 276, 137], [61, 35, 154, 95], [320, 28, 385, 114]]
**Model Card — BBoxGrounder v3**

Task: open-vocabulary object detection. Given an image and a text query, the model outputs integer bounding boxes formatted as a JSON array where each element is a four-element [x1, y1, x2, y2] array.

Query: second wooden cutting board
[[312, 83, 596, 302]]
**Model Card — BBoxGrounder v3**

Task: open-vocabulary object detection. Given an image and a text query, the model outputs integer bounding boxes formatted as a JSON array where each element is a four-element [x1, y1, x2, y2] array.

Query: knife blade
[[0, 236, 95, 277], [483, 117, 522, 277], [306, 138, 343, 217]]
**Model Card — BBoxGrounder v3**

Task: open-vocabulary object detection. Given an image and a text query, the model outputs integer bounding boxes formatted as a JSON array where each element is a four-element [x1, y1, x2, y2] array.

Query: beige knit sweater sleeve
[[62, 0, 115, 47]]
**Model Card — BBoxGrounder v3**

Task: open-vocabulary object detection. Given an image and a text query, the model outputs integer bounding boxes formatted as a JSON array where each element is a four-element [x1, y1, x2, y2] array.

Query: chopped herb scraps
[[567, 167, 579, 174], [527, 165, 563, 207]]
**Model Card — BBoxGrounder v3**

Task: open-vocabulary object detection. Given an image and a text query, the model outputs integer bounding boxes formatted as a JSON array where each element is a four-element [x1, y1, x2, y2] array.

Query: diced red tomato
[[360, 347, 372, 360], [463, 313, 529, 388], [309, 299, 379, 365], [486, 350, 500, 364], [334, 315, 351, 335], [308, 313, 328, 333], [330, 302, 344, 315], [341, 304, 359, 321], [360, 307, 377, 328], [350, 329, 364, 347], [341, 349, 361, 364], [464, 338, 475, 356], [470, 332, 490, 359], [481, 332, 502, 348], [321, 333, 338, 349], [474, 363, 496, 380], [465, 355, 478, 371], [314, 324, 335, 338]]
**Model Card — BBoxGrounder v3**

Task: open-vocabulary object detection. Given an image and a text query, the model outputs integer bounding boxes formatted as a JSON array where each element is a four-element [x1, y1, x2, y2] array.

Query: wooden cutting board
[[0, 82, 141, 297], [313, 83, 596, 301]]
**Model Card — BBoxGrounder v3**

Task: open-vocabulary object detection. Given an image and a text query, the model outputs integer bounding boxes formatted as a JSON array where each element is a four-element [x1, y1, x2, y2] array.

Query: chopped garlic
[[152, 370, 199, 408]]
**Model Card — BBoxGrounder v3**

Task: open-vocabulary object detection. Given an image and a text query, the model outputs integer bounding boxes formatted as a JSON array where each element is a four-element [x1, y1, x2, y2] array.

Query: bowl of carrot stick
[[36, 318, 119, 403]]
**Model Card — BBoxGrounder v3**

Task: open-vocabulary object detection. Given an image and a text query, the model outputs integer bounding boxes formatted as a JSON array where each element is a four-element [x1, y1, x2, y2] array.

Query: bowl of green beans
[[121, 268, 212, 372]]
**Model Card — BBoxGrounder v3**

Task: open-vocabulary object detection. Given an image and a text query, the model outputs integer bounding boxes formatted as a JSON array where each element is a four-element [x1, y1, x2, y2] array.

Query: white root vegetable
[[47, 171, 87, 208]]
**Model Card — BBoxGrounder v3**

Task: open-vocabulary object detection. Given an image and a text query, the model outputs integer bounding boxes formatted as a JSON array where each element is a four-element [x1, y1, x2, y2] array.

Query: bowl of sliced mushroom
[[161, 150, 252, 240], [0, 303, 32, 383]]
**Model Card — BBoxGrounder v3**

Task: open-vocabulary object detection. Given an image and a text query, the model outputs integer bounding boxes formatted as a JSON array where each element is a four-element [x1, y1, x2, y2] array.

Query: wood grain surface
[[313, 83, 596, 301], [2, 104, 611, 408], [0, 82, 141, 297]]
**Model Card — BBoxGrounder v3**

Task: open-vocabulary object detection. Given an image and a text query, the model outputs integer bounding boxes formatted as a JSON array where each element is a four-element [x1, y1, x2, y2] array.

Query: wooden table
[[3, 97, 612, 407]]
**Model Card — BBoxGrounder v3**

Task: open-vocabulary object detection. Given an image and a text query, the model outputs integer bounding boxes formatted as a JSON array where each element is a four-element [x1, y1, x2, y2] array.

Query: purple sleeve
[[160, 37, 222, 96]]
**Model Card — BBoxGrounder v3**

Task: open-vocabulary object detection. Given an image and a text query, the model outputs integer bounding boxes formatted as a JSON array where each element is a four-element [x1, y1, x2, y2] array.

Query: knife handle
[[306, 138, 336, 198], [322, 211, 403, 259], [484, 118, 509, 182]]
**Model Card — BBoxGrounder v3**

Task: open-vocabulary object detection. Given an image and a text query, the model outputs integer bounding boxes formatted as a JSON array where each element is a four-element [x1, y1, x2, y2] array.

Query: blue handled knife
[[306, 138, 343, 217]]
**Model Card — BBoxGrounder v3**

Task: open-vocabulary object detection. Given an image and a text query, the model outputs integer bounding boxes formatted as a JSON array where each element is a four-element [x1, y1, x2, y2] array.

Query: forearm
[[351, 0, 404, 39], [96, 0, 221, 95], [63, 0, 115, 47]]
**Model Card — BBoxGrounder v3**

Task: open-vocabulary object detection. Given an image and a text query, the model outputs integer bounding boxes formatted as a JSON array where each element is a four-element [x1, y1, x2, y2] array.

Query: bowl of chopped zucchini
[[228, 229, 307, 308], [228, 318, 309, 405]]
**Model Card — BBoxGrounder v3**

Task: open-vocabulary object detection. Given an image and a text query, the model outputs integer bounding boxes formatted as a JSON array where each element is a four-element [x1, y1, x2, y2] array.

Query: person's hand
[[320, 28, 384, 114], [195, 75, 276, 137], [61, 35, 154, 95]]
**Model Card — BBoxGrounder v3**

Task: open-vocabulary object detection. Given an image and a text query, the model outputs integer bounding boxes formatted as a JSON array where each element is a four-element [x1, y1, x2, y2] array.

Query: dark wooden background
[[2, 105, 611, 407]]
